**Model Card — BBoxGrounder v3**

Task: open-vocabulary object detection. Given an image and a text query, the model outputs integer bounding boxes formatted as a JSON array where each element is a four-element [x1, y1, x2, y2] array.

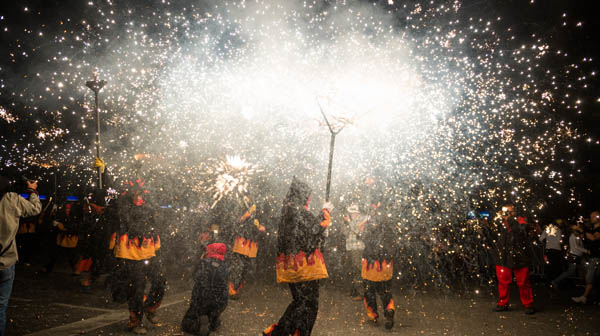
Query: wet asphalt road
[[6, 263, 600, 336]]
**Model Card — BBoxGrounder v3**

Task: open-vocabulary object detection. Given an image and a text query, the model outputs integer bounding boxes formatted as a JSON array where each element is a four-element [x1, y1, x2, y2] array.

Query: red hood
[[206, 243, 226, 260]]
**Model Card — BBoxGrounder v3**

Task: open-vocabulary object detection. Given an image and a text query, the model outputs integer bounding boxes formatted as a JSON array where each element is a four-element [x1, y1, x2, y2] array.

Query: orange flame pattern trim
[[263, 323, 276, 335], [228, 282, 238, 296], [361, 259, 393, 281], [109, 233, 160, 261], [74, 257, 93, 273], [276, 249, 328, 283], [57, 233, 78, 248], [363, 297, 378, 321], [18, 222, 36, 234], [386, 298, 395, 312], [232, 236, 259, 258]]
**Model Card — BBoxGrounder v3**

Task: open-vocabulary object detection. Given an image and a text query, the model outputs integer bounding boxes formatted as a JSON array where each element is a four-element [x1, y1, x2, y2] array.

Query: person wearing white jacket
[[551, 222, 588, 289], [539, 221, 564, 281], [0, 176, 41, 336]]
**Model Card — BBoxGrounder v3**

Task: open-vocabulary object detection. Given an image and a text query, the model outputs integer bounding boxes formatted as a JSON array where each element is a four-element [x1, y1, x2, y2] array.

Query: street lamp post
[[86, 73, 107, 189]]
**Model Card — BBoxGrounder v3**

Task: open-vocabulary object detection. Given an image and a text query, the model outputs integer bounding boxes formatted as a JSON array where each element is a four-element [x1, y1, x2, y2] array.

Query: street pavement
[[6, 263, 600, 335]]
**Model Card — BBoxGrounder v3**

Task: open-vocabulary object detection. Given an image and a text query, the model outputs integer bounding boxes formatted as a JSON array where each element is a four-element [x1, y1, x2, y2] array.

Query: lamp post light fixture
[[86, 72, 107, 189]]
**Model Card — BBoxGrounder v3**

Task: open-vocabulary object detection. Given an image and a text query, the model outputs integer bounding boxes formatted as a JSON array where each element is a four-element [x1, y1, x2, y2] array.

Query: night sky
[[1, 0, 599, 219]]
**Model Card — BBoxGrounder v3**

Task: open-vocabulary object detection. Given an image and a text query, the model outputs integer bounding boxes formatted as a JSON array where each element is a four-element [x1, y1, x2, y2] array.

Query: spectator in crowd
[[572, 211, 600, 304], [0, 176, 41, 336], [552, 221, 587, 289], [342, 204, 368, 300], [539, 220, 564, 282]]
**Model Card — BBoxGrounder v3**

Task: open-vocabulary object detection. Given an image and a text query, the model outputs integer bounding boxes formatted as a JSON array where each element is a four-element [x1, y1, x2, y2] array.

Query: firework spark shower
[[0, 0, 597, 220], [3, 3, 600, 335]]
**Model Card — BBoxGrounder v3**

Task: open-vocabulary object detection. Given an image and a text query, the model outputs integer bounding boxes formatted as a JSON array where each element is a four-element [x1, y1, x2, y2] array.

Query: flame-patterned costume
[[19, 196, 57, 266], [359, 205, 396, 330], [43, 201, 83, 274], [16, 215, 37, 265], [229, 200, 266, 298], [76, 193, 108, 289], [264, 177, 330, 336], [109, 179, 166, 333]]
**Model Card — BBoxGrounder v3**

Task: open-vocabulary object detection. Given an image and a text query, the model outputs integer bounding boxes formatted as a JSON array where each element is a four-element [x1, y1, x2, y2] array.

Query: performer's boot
[[384, 309, 394, 330], [127, 311, 147, 334], [228, 281, 240, 300]]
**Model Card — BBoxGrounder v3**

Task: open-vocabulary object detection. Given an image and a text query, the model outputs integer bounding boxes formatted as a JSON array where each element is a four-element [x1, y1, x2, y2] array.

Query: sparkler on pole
[[85, 71, 107, 190], [317, 99, 352, 202]]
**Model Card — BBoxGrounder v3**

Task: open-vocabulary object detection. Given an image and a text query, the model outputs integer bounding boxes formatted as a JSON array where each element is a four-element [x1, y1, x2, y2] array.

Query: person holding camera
[[0, 176, 42, 336]]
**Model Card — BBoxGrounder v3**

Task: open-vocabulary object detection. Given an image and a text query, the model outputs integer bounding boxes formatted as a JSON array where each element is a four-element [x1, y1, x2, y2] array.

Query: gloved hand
[[323, 201, 334, 213]]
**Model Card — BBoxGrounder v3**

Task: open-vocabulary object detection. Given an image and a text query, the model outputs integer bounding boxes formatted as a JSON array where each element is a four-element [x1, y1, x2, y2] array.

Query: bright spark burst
[[0, 106, 16, 123], [199, 155, 259, 208]]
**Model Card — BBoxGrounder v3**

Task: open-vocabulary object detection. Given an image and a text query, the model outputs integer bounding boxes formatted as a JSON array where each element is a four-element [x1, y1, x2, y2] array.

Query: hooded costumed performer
[[263, 177, 333, 336], [109, 179, 166, 334]]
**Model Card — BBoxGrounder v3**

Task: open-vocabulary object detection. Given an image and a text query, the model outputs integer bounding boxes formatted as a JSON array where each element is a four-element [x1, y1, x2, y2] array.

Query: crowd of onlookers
[[538, 212, 600, 304], [2, 175, 600, 334], [6, 188, 600, 299]]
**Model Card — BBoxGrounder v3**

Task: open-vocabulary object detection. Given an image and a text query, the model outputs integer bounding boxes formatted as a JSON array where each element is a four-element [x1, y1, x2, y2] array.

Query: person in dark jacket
[[571, 210, 600, 304], [493, 203, 535, 314], [228, 196, 265, 299], [181, 243, 229, 335], [77, 191, 108, 290], [263, 177, 333, 336], [359, 202, 397, 330], [109, 179, 166, 334], [16, 214, 37, 265], [43, 199, 84, 274]]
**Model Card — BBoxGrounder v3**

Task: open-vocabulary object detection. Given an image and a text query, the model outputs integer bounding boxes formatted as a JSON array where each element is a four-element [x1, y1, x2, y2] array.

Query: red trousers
[[495, 265, 533, 307]]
